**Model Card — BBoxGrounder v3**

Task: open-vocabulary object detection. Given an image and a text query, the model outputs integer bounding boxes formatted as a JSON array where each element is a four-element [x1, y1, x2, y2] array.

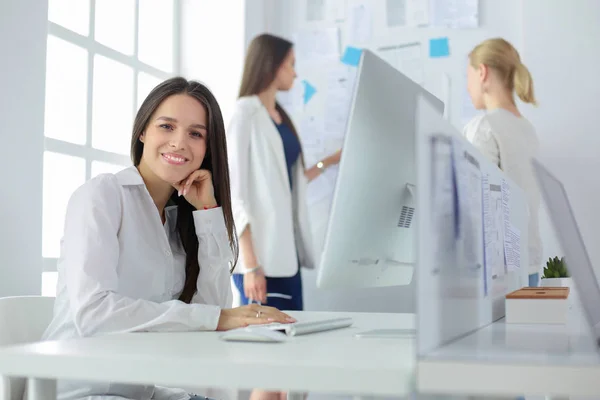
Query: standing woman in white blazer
[[41, 77, 295, 400], [463, 38, 543, 288], [228, 34, 341, 311]]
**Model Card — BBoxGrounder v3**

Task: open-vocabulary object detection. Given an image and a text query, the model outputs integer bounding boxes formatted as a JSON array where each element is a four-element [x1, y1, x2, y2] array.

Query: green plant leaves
[[542, 256, 569, 278]]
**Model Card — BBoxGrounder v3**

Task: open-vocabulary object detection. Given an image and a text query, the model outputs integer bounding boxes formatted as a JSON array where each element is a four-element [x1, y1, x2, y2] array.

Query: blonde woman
[[464, 38, 542, 287]]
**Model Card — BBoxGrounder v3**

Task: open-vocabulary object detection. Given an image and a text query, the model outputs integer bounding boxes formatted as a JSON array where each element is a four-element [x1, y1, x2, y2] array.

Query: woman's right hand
[[216, 304, 296, 331], [243, 267, 267, 303]]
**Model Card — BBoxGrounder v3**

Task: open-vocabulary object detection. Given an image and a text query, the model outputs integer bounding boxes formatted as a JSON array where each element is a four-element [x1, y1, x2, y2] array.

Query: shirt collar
[[115, 166, 145, 186], [117, 166, 180, 233]]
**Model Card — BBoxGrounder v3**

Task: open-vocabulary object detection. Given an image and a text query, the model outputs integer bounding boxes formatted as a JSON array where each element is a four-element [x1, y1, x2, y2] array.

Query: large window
[[42, 0, 179, 296]]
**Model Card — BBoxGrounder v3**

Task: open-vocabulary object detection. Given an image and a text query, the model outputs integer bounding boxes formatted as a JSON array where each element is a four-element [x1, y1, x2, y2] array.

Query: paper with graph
[[430, 135, 456, 276], [452, 138, 484, 276], [501, 179, 521, 271], [482, 175, 506, 296]]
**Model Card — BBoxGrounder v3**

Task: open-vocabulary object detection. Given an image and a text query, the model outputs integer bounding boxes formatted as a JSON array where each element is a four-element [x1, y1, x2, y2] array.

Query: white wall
[[522, 0, 600, 268], [0, 0, 47, 296], [180, 0, 247, 128]]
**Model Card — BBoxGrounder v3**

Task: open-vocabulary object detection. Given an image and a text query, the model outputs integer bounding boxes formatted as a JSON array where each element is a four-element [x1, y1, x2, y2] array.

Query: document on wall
[[429, 0, 478, 28], [452, 138, 484, 276], [386, 0, 429, 27], [406, 0, 430, 26], [378, 43, 424, 85], [327, 0, 348, 21], [430, 135, 457, 276], [386, 0, 406, 27], [295, 27, 340, 62], [323, 63, 357, 139], [306, 0, 326, 21], [501, 179, 521, 271], [347, 2, 373, 45]]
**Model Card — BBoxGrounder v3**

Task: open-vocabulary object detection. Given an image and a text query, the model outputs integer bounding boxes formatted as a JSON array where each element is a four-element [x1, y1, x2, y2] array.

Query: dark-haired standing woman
[[228, 33, 341, 400], [41, 77, 295, 400]]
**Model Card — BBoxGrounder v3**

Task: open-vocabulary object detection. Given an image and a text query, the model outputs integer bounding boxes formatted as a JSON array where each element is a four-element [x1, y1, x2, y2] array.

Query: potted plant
[[541, 256, 573, 289]]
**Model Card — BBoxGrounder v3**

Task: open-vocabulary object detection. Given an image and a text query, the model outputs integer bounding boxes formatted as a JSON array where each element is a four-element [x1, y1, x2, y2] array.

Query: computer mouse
[[220, 326, 289, 343]]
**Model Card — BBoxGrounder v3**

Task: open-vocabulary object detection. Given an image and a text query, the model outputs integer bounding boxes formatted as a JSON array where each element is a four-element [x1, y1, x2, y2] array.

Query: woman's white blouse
[[42, 166, 234, 400]]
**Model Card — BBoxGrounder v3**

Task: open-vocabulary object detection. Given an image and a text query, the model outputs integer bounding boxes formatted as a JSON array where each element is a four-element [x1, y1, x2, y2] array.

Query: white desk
[[0, 311, 415, 399], [417, 309, 600, 397]]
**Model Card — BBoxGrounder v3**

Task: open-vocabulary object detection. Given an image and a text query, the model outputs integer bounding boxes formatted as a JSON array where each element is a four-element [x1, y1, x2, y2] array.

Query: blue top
[[273, 120, 301, 189]]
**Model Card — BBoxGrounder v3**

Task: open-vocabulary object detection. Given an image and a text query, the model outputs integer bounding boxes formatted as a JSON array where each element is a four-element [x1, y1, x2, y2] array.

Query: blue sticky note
[[341, 46, 362, 67], [302, 80, 317, 104], [429, 37, 450, 58]]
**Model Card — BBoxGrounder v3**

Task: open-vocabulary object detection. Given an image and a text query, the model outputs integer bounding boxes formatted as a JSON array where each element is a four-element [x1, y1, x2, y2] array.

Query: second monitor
[[317, 49, 444, 289]]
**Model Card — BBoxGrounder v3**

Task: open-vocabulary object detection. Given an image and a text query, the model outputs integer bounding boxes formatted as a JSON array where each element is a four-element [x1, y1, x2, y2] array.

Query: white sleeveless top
[[463, 108, 542, 275]]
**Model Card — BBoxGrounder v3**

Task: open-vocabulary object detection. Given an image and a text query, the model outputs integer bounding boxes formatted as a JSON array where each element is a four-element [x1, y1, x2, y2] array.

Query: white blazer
[[227, 95, 315, 277]]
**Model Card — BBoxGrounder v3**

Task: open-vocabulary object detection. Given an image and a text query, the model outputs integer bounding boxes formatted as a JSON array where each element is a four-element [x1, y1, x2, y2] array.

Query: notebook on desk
[[532, 158, 600, 349]]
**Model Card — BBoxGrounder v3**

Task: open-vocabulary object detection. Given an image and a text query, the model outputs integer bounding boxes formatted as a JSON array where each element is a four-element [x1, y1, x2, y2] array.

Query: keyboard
[[260, 317, 353, 336]]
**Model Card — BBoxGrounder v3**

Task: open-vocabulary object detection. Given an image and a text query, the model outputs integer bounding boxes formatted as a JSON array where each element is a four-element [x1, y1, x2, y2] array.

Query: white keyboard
[[260, 317, 353, 336]]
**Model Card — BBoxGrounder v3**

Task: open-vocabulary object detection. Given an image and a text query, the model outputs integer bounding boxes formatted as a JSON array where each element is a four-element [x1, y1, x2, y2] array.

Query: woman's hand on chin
[[173, 169, 218, 210]]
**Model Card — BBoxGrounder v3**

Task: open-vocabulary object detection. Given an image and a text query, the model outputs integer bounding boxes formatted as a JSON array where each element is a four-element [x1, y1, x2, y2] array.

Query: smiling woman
[[136, 95, 212, 202], [39, 77, 297, 400]]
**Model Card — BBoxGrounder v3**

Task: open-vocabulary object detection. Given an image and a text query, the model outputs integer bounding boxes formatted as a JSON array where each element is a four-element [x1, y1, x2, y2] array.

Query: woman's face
[[138, 94, 208, 184], [275, 49, 297, 91]]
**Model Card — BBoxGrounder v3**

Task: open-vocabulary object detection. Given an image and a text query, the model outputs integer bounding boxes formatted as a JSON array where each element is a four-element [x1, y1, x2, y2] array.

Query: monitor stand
[[354, 328, 416, 338], [352, 183, 417, 340]]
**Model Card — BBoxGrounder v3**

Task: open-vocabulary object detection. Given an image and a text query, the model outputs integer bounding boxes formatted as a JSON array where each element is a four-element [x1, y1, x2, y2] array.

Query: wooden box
[[505, 287, 570, 324]]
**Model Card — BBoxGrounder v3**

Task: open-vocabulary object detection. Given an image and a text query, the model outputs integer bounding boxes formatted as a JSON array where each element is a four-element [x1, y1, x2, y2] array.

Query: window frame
[[42, 0, 181, 273]]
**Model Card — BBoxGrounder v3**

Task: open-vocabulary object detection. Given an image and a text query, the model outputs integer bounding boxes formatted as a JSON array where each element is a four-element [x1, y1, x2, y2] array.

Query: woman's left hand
[[173, 169, 218, 210]]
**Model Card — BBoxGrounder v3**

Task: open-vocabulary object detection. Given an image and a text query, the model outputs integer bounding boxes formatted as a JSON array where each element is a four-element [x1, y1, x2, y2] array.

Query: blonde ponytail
[[469, 38, 537, 106], [514, 62, 537, 105]]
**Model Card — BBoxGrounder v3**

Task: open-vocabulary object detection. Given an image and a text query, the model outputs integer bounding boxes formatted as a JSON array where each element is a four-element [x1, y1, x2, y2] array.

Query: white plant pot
[[540, 277, 577, 302], [540, 277, 572, 288]]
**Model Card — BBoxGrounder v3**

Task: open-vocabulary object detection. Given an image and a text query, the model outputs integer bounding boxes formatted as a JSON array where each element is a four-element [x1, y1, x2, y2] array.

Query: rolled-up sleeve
[[63, 175, 221, 337], [227, 111, 253, 237], [191, 207, 234, 309]]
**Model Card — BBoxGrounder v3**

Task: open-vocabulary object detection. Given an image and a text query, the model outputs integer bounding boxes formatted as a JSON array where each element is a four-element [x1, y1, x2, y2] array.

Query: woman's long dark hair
[[131, 77, 238, 304], [238, 33, 301, 149]]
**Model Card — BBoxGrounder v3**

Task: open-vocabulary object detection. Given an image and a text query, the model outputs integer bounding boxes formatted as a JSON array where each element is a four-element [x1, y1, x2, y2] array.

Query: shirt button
[[165, 249, 172, 257]]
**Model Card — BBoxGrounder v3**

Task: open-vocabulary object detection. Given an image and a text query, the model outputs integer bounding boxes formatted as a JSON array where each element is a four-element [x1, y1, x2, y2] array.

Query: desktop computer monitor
[[316, 49, 444, 290]]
